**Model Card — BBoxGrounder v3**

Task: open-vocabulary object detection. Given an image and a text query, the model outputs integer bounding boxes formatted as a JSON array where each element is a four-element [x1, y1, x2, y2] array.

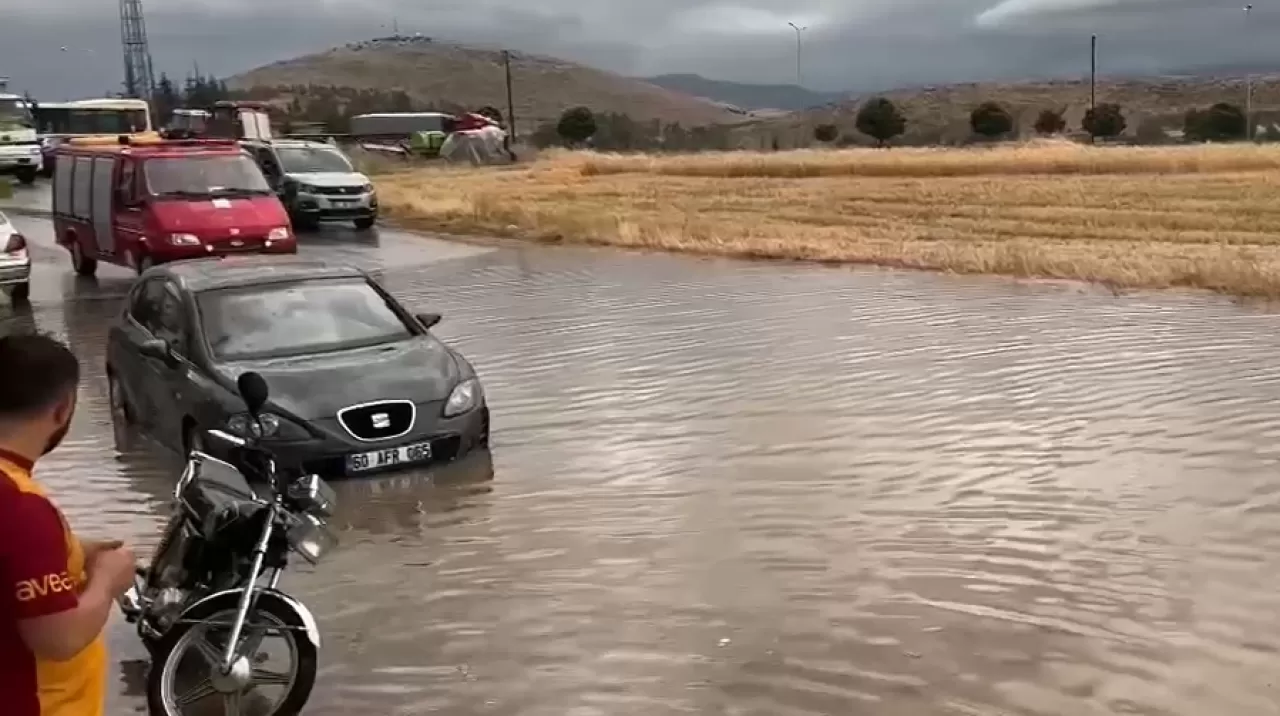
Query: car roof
[[148, 257, 369, 293], [254, 139, 335, 150]]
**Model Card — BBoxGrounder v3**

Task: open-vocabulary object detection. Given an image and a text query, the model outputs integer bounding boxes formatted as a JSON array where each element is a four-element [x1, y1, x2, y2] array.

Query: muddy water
[[5, 205, 1280, 715]]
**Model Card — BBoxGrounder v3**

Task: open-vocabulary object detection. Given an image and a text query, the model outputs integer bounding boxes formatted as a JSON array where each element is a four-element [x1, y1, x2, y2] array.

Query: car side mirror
[[416, 312, 441, 329]]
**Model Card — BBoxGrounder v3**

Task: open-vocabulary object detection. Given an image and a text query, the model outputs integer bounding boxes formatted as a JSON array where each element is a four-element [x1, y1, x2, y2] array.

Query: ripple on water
[[4, 234, 1280, 715]]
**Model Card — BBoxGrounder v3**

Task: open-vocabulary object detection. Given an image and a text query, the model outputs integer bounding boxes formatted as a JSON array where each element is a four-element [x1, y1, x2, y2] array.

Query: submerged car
[[0, 210, 30, 304], [105, 257, 489, 477]]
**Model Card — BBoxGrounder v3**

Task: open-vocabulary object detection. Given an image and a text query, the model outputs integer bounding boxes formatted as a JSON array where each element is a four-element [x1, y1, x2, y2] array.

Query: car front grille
[[314, 185, 364, 196], [336, 400, 415, 441]]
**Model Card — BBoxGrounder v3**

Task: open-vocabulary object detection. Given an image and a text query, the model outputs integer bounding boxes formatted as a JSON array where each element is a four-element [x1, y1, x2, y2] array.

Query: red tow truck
[[51, 135, 296, 275]]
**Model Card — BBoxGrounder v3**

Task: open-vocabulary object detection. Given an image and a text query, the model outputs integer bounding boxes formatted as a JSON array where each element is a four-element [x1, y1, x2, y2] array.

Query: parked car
[[0, 210, 30, 304], [242, 139, 378, 231], [105, 257, 489, 477]]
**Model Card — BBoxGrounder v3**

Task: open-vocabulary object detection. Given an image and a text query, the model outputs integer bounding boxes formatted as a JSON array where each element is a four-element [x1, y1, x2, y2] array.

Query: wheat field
[[374, 140, 1280, 297]]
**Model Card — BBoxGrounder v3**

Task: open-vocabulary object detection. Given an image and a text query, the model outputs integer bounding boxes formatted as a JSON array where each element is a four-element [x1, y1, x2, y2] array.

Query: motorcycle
[[117, 372, 338, 715]]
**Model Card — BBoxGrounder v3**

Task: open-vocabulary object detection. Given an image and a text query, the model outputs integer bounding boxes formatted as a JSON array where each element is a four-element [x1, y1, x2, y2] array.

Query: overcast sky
[[0, 0, 1276, 100]]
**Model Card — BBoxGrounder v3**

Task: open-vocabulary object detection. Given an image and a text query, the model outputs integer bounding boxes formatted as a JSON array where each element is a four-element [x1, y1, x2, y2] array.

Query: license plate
[[346, 441, 432, 473], [331, 198, 357, 206]]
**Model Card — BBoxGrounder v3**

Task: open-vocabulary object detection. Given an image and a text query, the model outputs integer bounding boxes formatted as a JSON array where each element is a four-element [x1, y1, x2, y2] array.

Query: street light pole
[[1244, 4, 1254, 140], [787, 22, 806, 86]]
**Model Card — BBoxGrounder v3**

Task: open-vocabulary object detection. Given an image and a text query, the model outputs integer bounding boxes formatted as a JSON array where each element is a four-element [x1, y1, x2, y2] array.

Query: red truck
[[51, 135, 296, 275]]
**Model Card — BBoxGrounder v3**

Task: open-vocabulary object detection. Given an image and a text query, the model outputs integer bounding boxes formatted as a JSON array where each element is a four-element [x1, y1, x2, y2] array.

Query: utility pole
[[787, 22, 806, 86], [1244, 4, 1254, 140], [502, 50, 516, 142], [1090, 34, 1097, 112]]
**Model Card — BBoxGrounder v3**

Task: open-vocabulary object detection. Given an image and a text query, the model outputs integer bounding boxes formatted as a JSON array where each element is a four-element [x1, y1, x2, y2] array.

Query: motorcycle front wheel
[[146, 591, 318, 716]]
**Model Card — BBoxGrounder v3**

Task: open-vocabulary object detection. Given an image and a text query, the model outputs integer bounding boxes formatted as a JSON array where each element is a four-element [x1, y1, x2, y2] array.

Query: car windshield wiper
[[211, 187, 271, 197], [156, 189, 213, 198]]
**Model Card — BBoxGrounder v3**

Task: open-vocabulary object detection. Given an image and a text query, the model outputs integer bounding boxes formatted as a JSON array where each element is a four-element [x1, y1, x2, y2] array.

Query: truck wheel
[[15, 167, 37, 185], [70, 241, 98, 277], [353, 217, 375, 231]]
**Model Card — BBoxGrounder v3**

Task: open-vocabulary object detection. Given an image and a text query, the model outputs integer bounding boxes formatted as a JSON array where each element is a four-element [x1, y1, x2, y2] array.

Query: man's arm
[[2, 494, 113, 662]]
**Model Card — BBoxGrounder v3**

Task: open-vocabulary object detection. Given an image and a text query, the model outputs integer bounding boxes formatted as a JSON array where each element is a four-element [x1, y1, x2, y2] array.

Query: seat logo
[[371, 413, 391, 429], [16, 572, 75, 602]]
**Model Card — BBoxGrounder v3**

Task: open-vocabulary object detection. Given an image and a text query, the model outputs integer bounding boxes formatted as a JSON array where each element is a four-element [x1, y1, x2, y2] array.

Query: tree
[[1033, 107, 1067, 136], [969, 101, 1014, 139], [1081, 103, 1126, 140], [813, 123, 838, 143], [855, 97, 906, 146], [153, 74, 180, 126], [1184, 102, 1246, 142], [556, 106, 596, 146]]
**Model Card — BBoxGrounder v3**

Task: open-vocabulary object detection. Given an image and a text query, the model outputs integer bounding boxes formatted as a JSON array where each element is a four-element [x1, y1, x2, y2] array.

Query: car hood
[[151, 196, 288, 233], [285, 171, 369, 188], [216, 338, 460, 420]]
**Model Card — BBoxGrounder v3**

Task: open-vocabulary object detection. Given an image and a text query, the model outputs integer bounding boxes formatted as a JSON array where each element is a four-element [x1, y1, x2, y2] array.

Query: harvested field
[[375, 141, 1280, 297]]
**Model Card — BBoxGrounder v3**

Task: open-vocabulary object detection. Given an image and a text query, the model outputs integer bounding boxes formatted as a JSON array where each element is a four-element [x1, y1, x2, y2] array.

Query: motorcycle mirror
[[237, 372, 270, 415]]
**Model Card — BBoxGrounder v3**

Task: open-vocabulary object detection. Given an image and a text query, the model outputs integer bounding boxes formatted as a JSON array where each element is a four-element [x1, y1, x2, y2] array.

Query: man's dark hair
[[0, 333, 80, 419]]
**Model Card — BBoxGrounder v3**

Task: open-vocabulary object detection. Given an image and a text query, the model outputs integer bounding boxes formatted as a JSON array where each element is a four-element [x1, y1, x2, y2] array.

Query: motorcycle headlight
[[443, 379, 480, 417], [285, 513, 338, 565], [226, 412, 307, 439]]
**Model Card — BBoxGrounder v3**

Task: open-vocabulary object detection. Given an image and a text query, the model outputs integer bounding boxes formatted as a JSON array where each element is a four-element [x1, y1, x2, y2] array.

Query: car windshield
[[144, 155, 272, 197], [197, 278, 414, 361], [0, 99, 32, 131], [275, 146, 353, 174]]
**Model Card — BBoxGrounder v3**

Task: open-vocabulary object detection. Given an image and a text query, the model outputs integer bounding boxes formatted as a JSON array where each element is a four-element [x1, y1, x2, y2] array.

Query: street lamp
[[1244, 4, 1254, 140], [787, 22, 806, 86]]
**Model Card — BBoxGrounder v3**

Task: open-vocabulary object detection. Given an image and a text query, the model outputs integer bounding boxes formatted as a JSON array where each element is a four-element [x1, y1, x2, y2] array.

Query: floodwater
[[4, 186, 1280, 715]]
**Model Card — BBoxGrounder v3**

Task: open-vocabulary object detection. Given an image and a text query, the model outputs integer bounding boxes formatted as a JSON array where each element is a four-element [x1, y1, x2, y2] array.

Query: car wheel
[[15, 167, 36, 185], [7, 282, 29, 304], [108, 372, 134, 424], [70, 241, 97, 276], [353, 217, 375, 231]]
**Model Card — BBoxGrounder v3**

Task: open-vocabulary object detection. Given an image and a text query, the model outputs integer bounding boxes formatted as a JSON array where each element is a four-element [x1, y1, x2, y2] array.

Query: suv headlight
[[297, 183, 317, 194], [443, 379, 480, 417]]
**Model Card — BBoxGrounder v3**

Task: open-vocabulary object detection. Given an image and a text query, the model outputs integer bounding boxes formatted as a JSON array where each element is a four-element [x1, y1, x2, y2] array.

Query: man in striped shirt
[[0, 333, 137, 716]]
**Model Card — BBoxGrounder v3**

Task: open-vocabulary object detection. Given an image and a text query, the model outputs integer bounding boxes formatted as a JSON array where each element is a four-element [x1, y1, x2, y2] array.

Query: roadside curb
[[0, 204, 52, 219]]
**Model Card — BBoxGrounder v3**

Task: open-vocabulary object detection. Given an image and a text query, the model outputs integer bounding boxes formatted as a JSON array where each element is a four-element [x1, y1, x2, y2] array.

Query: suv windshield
[[144, 155, 271, 197], [275, 146, 353, 174], [197, 278, 413, 361], [0, 99, 32, 131]]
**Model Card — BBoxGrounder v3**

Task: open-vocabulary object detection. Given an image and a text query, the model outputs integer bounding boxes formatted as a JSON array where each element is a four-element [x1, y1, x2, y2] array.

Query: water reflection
[[11, 201, 1280, 714]]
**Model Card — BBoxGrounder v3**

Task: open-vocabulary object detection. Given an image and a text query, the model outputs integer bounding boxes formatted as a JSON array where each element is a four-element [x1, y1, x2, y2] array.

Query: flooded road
[[5, 185, 1280, 715]]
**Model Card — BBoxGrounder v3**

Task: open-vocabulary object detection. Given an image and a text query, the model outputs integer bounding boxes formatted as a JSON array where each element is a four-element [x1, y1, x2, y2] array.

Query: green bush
[[855, 98, 907, 146], [970, 101, 1014, 138]]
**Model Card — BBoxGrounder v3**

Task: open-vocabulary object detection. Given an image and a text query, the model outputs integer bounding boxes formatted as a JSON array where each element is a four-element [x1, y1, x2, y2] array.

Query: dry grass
[[375, 141, 1280, 297]]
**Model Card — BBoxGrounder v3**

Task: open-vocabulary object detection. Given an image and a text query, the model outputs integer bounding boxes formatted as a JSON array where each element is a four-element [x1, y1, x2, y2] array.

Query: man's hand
[[82, 539, 123, 561], [87, 545, 137, 597]]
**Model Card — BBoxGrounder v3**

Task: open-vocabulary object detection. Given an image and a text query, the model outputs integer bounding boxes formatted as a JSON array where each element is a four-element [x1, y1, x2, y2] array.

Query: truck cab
[[242, 139, 378, 231], [0, 81, 42, 185], [51, 136, 296, 276]]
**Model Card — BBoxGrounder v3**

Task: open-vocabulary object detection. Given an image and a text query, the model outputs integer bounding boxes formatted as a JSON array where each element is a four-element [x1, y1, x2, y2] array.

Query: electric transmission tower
[[119, 0, 156, 100]]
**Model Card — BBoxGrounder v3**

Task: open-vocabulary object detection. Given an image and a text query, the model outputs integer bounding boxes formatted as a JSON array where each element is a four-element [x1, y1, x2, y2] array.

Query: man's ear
[[51, 391, 77, 425]]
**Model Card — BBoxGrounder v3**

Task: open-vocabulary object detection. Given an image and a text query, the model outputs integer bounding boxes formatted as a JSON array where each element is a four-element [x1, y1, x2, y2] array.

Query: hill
[[225, 37, 745, 131], [641, 74, 847, 111], [737, 75, 1280, 146]]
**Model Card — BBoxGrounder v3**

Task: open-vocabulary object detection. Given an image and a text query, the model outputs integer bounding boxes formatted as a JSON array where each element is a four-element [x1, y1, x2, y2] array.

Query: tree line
[[146, 76, 1258, 150]]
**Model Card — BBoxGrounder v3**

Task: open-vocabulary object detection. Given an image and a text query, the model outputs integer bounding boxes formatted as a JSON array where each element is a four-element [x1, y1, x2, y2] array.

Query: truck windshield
[[275, 146, 353, 174], [144, 155, 272, 197], [0, 99, 33, 131]]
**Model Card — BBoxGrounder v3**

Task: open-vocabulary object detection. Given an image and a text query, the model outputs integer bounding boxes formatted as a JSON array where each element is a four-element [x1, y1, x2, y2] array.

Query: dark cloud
[[1, 0, 1278, 100]]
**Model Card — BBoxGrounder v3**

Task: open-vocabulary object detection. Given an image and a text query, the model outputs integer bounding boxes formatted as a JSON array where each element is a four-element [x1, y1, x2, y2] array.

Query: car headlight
[[443, 378, 480, 417], [362, 183, 374, 194], [267, 226, 290, 241], [168, 233, 200, 246], [297, 183, 317, 194], [226, 412, 308, 439], [285, 513, 338, 565]]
